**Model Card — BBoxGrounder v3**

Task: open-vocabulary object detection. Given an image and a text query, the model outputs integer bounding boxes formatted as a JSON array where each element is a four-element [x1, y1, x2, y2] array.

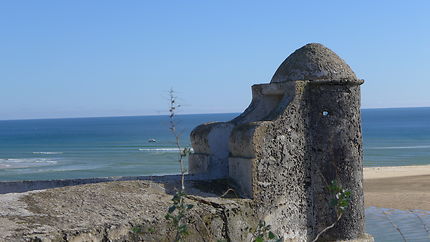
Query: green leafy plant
[[131, 226, 142, 234], [312, 180, 351, 242], [327, 180, 351, 217], [165, 191, 194, 241], [250, 220, 282, 242]]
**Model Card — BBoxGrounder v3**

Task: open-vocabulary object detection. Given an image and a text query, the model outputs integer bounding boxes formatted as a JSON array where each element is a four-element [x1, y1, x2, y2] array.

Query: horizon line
[[1, 106, 430, 121]]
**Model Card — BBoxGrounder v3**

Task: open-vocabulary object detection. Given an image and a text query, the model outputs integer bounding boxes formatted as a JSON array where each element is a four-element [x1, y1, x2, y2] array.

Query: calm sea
[[0, 108, 429, 181]]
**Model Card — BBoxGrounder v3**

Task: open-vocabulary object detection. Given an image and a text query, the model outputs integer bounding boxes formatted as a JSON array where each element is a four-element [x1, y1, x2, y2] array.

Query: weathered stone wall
[[238, 81, 311, 240], [306, 83, 364, 240], [189, 122, 235, 176], [189, 43, 371, 241], [189, 82, 288, 179]]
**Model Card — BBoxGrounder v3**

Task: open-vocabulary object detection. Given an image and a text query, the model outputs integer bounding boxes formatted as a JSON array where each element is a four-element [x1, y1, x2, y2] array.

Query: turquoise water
[[0, 113, 235, 181], [1, 108, 430, 240], [362, 107, 430, 167], [0, 108, 430, 181]]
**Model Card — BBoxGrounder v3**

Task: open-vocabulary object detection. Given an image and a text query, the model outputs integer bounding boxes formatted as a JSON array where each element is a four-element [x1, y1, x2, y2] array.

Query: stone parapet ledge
[[0, 179, 257, 242]]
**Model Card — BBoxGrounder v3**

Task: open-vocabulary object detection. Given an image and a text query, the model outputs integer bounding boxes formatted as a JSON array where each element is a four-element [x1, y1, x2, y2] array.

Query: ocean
[[1, 107, 430, 241], [0, 107, 429, 182]]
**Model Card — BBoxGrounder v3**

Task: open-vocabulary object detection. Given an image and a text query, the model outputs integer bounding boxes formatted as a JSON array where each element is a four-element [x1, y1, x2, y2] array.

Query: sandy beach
[[364, 165, 430, 211]]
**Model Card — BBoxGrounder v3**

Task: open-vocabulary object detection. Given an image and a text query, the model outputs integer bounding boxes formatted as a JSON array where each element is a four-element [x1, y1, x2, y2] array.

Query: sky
[[1, 1, 429, 120]]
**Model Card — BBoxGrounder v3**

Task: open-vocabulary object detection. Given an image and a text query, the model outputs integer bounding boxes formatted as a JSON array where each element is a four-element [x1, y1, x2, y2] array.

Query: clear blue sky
[[1, 1, 429, 120]]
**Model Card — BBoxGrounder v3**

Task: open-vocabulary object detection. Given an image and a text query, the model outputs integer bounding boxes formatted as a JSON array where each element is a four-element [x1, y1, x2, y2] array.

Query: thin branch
[[169, 88, 186, 191], [220, 188, 238, 198], [311, 214, 342, 242]]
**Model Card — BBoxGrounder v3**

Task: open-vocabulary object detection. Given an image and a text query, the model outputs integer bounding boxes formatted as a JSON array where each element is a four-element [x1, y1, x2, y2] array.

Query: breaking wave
[[32, 152, 63, 155], [138, 148, 194, 152], [0, 158, 58, 169]]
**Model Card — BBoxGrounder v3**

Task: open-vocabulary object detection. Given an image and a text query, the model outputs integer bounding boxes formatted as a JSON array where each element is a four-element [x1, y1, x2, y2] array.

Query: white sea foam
[[0, 158, 58, 169], [32, 152, 63, 155], [138, 148, 194, 152], [368, 145, 430, 150], [138, 148, 181, 152]]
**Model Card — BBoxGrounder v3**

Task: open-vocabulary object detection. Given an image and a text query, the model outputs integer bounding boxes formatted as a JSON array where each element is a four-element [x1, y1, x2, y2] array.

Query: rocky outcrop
[[0, 179, 257, 242]]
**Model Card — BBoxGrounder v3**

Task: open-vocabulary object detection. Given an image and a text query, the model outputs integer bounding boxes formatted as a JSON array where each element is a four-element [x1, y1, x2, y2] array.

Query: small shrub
[[327, 180, 351, 217], [250, 220, 282, 242], [312, 180, 351, 242]]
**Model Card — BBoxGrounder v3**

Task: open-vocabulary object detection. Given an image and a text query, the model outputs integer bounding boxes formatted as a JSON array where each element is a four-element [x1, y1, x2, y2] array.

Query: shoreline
[[363, 165, 430, 211], [364, 164, 430, 179], [0, 164, 429, 211]]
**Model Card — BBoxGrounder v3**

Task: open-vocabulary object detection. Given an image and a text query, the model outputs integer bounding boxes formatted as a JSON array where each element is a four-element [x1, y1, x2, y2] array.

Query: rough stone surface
[[189, 43, 370, 241], [189, 82, 292, 178], [270, 43, 358, 83], [0, 179, 257, 242]]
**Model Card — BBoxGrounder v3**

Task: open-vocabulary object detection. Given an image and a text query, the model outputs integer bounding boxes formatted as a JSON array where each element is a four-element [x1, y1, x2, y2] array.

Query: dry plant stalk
[[168, 89, 189, 191]]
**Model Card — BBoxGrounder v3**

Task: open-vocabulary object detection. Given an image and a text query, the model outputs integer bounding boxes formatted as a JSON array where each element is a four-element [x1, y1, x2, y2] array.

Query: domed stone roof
[[270, 43, 358, 83]]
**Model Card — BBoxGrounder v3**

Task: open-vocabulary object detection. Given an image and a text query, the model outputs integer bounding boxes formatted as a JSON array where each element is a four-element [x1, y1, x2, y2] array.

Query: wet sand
[[364, 165, 430, 211]]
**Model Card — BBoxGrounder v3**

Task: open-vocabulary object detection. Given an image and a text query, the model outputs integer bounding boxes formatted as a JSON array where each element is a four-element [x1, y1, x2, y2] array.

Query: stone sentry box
[[189, 43, 370, 241]]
